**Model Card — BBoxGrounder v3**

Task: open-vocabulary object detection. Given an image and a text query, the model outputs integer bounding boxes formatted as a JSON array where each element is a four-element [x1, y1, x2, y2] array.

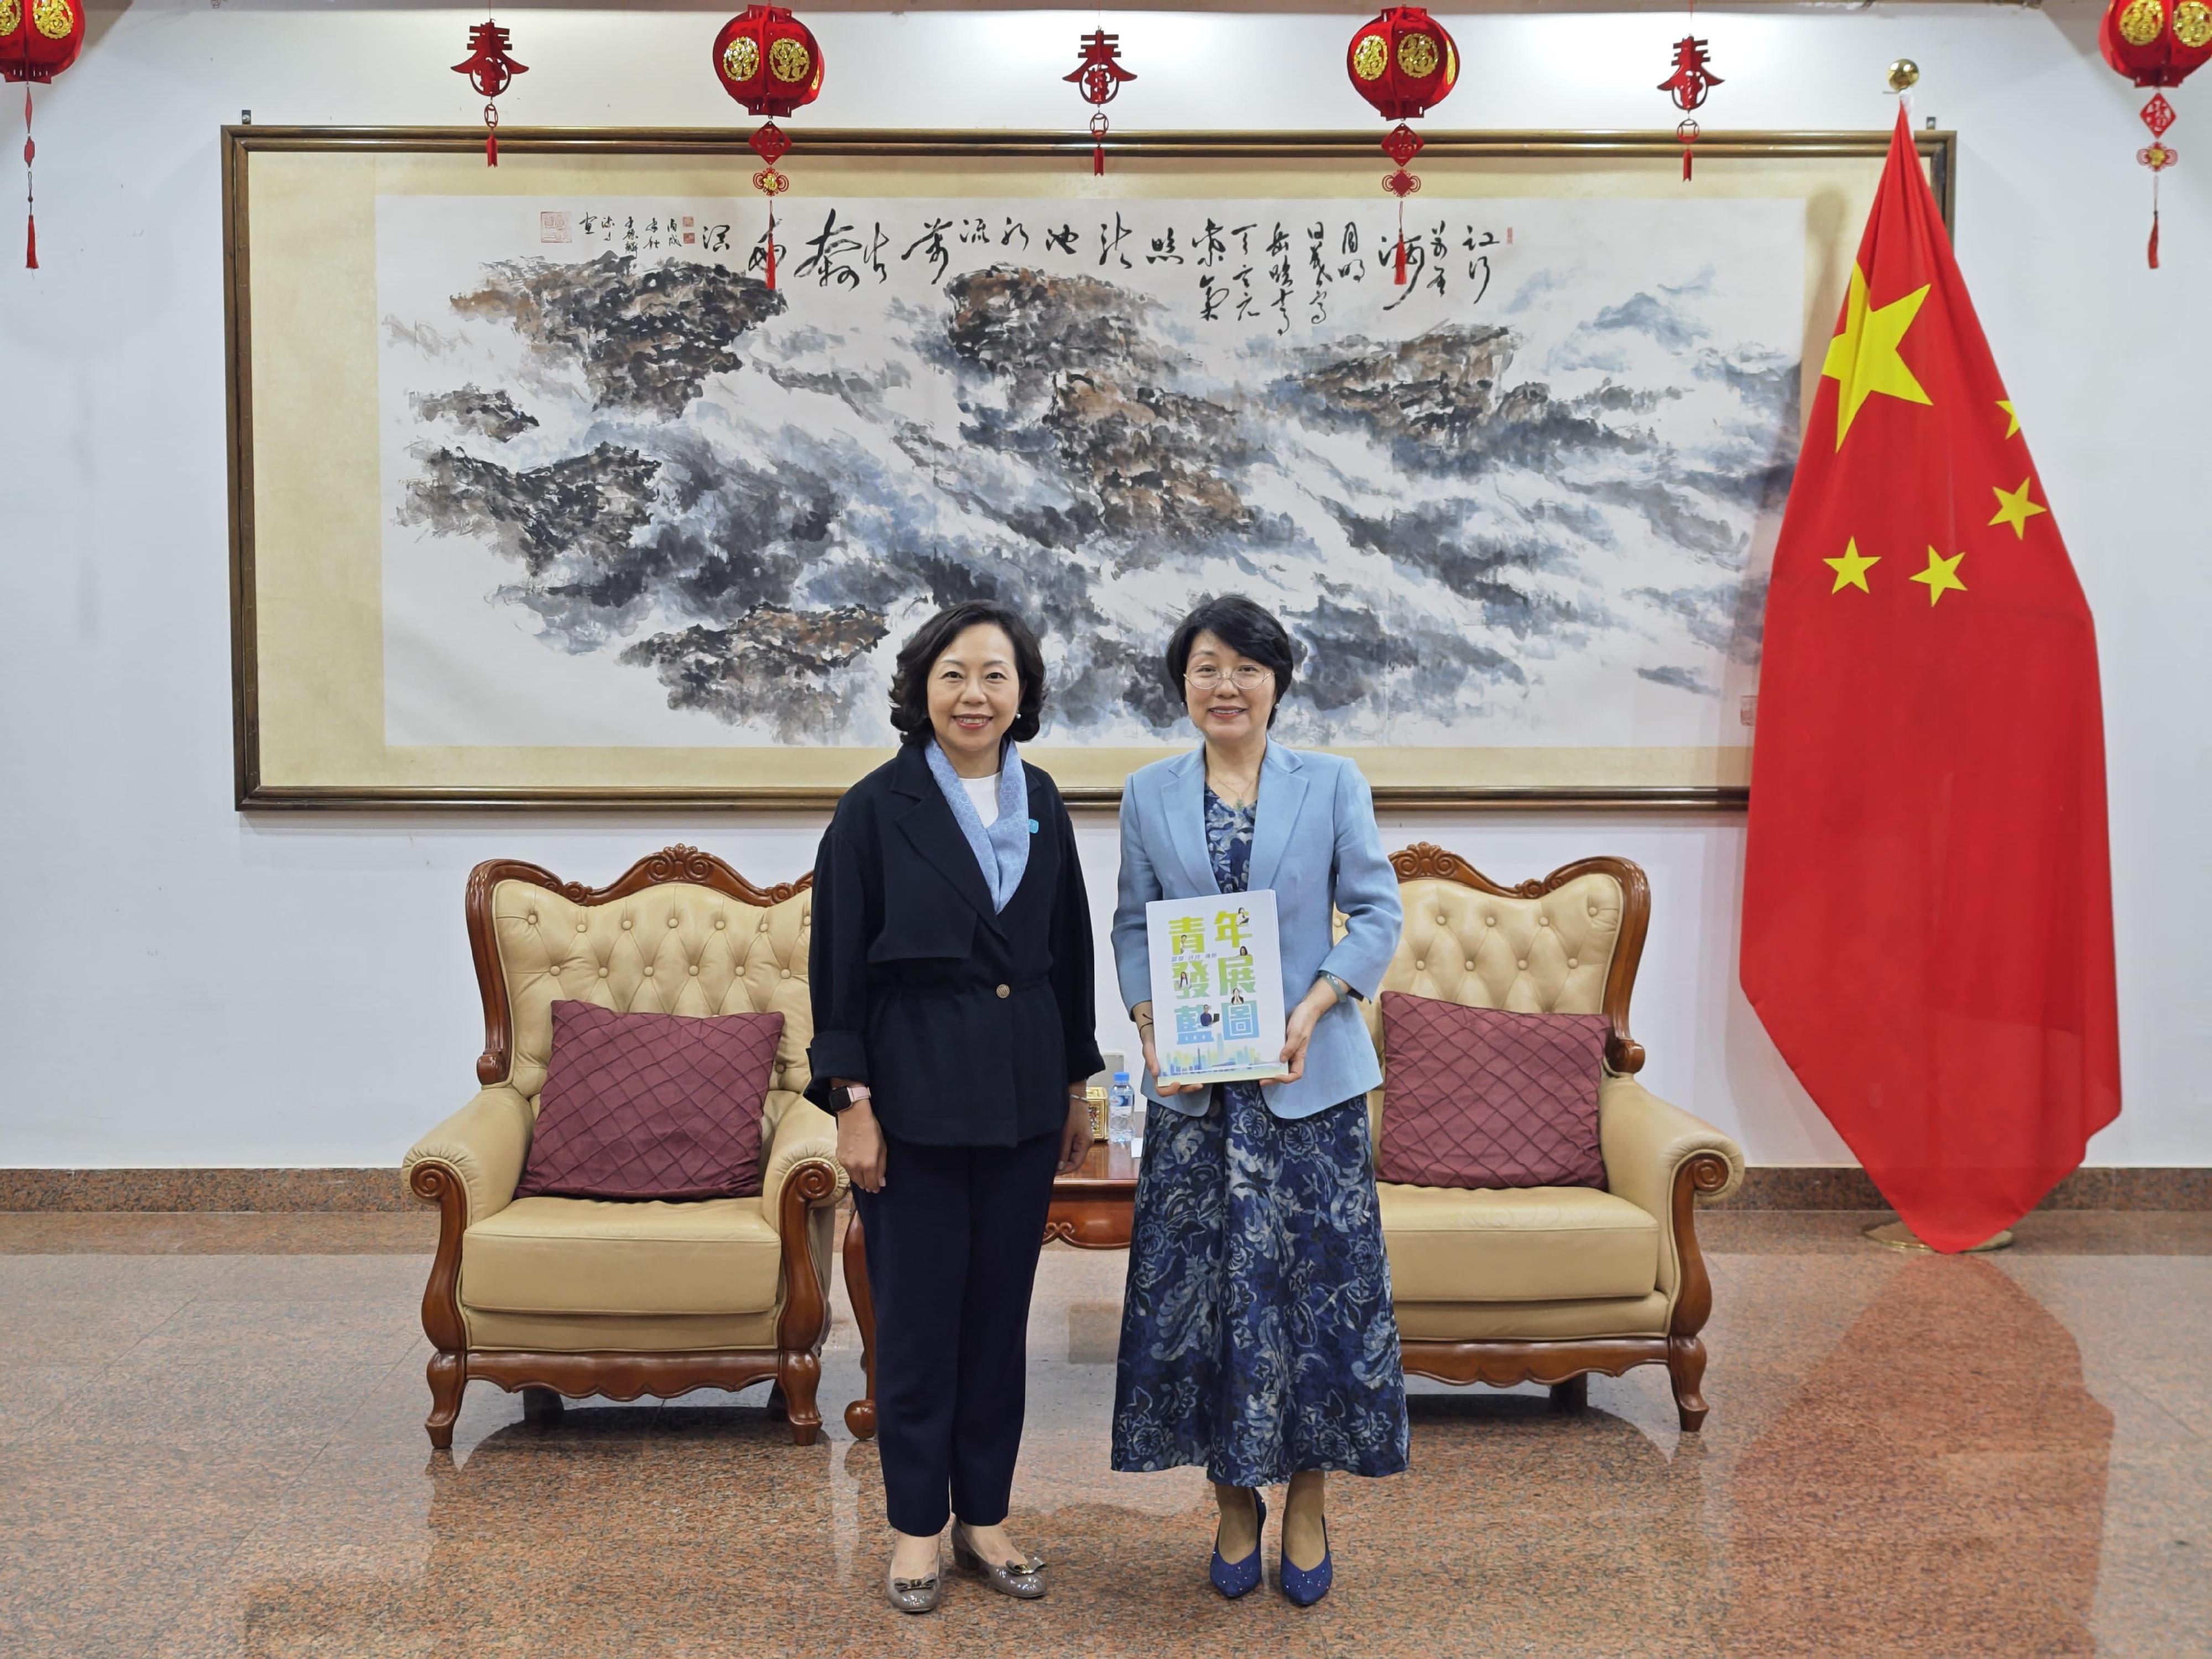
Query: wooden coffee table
[[840, 1140, 1140, 1438]]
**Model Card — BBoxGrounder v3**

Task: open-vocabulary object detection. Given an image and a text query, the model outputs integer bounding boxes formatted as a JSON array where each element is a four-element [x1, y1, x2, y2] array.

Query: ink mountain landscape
[[375, 194, 1803, 754]]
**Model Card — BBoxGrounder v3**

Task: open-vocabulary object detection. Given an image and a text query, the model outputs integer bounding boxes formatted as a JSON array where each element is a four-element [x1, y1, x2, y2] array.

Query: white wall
[[1, 2, 2204, 1168]]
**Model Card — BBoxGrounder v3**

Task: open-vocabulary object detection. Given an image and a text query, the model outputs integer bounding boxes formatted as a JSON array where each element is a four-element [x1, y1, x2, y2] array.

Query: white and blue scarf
[[925, 737, 1032, 912]]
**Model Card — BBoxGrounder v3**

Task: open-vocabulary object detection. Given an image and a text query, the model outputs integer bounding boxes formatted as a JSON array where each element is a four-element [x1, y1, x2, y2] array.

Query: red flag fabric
[[1741, 110, 2121, 1252]]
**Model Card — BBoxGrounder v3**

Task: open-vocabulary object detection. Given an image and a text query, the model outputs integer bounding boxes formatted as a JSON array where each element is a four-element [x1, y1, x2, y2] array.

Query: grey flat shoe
[[885, 1560, 942, 1615], [952, 1525, 1046, 1599]]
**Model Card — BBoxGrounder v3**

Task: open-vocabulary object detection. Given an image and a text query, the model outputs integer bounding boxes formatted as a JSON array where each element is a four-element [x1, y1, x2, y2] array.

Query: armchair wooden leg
[[521, 1385, 563, 1424], [842, 1207, 878, 1441], [1665, 1151, 1730, 1433], [1667, 1335, 1709, 1432], [769, 1158, 840, 1448], [425, 1351, 466, 1449], [776, 1353, 823, 1446], [1548, 1375, 1589, 1412]]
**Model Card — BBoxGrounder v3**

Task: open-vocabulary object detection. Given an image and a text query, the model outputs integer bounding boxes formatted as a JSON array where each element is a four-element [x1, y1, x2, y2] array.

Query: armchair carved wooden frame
[[406, 846, 844, 1448], [1384, 844, 1737, 1432]]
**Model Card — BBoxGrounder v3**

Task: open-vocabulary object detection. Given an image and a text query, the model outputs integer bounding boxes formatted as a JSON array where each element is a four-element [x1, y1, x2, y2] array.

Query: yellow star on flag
[[1824, 538, 1881, 593], [1997, 399, 2022, 439], [1989, 477, 2047, 540], [1910, 547, 1967, 606], [1821, 263, 1934, 450]]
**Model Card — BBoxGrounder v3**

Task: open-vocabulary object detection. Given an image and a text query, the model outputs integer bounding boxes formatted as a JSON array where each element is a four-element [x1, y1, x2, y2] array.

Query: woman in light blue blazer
[[1108, 596, 1408, 1609]]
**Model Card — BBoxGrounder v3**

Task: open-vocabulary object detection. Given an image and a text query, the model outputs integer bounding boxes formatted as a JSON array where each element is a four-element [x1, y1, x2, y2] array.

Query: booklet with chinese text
[[1145, 890, 1287, 1086]]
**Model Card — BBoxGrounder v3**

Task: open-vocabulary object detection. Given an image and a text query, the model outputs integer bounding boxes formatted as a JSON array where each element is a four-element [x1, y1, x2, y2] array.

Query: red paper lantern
[[712, 4, 824, 290], [3, 0, 86, 269], [452, 18, 527, 169], [2099, 0, 2211, 265], [1345, 7, 1457, 122], [1346, 7, 1459, 285], [2101, 0, 2212, 85]]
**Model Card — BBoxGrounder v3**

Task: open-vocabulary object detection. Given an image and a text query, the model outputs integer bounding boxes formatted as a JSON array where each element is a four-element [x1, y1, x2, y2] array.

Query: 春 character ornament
[[713, 3, 825, 290], [2, 0, 85, 269], [1657, 32, 1722, 181], [2100, 0, 2211, 265], [452, 17, 526, 168], [1345, 6, 1459, 284], [1065, 29, 1136, 176]]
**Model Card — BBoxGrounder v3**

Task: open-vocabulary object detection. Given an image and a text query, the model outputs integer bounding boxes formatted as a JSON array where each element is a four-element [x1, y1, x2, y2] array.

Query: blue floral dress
[[1110, 789, 1410, 1487]]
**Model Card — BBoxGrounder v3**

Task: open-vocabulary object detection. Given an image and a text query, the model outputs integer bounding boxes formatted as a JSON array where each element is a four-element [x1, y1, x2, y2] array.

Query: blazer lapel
[[890, 745, 1007, 938], [1245, 743, 1311, 895], [1164, 745, 1219, 897]]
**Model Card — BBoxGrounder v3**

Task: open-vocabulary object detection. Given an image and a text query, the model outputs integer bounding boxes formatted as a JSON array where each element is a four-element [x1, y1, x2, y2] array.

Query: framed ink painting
[[223, 124, 1955, 807]]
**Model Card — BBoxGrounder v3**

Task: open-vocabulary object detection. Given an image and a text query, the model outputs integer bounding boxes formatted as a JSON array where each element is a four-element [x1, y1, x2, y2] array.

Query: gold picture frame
[[223, 123, 1955, 810]]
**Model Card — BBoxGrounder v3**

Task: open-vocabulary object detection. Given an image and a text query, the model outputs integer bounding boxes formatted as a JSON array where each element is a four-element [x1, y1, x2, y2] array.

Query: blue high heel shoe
[[1279, 1518, 1332, 1608], [1208, 1491, 1266, 1599]]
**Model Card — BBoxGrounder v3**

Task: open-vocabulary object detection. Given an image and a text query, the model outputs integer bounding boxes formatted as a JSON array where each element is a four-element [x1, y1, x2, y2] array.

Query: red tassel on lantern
[[1065, 30, 1136, 176], [713, 5, 824, 291], [23, 87, 35, 269], [2101, 0, 2210, 267], [452, 18, 526, 169], [1347, 7, 1459, 285], [4, 0, 86, 270]]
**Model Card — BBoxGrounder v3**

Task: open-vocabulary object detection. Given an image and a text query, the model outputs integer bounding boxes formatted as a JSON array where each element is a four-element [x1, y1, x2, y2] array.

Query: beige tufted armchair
[[1361, 844, 1744, 1430], [400, 846, 847, 1448]]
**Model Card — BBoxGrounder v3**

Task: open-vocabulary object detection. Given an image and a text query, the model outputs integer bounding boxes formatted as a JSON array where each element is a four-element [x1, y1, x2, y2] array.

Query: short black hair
[[888, 602, 1048, 747], [1164, 595, 1297, 727]]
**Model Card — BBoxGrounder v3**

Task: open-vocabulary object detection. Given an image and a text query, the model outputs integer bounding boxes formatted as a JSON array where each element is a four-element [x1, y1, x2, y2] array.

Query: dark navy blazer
[[805, 741, 1104, 1146]]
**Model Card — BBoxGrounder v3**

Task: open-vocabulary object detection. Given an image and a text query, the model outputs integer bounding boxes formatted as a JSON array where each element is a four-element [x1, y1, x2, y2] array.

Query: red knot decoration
[[1657, 35, 1723, 181], [452, 18, 528, 168], [1065, 29, 1136, 176]]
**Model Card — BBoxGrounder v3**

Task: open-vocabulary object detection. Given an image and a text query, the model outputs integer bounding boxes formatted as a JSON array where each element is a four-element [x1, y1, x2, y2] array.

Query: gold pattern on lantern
[[32, 0, 70, 39], [1353, 34, 1388, 80], [2120, 0, 2166, 46], [769, 37, 811, 82], [0, 0, 21, 35], [723, 36, 760, 82], [2174, 0, 2212, 48], [1397, 32, 1439, 77]]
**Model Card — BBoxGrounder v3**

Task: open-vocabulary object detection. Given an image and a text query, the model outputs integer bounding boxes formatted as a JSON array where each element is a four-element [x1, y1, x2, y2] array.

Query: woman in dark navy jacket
[[805, 601, 1102, 1615]]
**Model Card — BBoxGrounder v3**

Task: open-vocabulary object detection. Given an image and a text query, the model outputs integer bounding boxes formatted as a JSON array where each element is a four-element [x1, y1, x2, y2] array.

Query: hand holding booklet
[[1144, 890, 1287, 1086]]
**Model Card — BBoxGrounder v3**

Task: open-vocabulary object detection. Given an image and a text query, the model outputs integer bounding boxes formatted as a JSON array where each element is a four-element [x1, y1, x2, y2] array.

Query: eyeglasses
[[1186, 665, 1272, 692]]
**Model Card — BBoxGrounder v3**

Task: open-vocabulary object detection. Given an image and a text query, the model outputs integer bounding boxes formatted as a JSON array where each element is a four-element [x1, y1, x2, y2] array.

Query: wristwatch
[[1319, 971, 1354, 1004], [826, 1082, 872, 1114]]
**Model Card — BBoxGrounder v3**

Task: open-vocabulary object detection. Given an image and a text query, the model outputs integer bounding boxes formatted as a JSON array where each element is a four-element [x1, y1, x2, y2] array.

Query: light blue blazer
[[1113, 742, 1405, 1120]]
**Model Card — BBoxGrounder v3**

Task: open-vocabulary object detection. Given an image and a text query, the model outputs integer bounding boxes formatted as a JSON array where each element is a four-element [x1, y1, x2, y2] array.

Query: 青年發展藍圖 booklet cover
[[1145, 890, 1287, 1084]]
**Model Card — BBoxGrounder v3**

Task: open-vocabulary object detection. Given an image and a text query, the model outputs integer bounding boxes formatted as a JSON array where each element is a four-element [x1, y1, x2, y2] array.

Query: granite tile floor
[[0, 1210, 2206, 1658]]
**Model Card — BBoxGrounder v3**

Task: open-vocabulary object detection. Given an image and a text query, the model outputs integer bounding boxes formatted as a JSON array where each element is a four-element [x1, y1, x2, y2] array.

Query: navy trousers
[[853, 1129, 1061, 1536]]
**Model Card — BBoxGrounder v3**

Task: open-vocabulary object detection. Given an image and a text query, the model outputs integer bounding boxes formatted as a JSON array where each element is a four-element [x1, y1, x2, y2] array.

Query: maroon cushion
[[515, 1001, 784, 1201], [1378, 992, 1609, 1190]]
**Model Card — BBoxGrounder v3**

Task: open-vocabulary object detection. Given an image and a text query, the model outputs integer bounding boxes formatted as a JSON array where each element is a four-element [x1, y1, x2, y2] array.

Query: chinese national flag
[[1741, 111, 2121, 1252]]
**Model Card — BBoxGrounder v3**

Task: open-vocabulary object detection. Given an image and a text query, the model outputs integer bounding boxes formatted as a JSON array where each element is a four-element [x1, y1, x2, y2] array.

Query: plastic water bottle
[[1107, 1071, 1135, 1147]]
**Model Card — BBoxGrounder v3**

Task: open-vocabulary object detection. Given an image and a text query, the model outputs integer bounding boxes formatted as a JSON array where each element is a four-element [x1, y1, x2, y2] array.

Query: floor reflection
[[0, 1215, 2198, 1657], [1722, 1256, 2112, 1656]]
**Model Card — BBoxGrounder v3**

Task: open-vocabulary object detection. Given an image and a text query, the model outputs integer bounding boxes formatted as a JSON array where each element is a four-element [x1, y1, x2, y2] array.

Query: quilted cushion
[[516, 1001, 783, 1200], [1379, 993, 1608, 1190]]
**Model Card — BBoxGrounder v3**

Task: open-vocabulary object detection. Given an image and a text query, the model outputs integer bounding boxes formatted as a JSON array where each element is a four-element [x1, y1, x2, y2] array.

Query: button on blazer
[[1112, 742, 1404, 1120], [806, 741, 1105, 1147]]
